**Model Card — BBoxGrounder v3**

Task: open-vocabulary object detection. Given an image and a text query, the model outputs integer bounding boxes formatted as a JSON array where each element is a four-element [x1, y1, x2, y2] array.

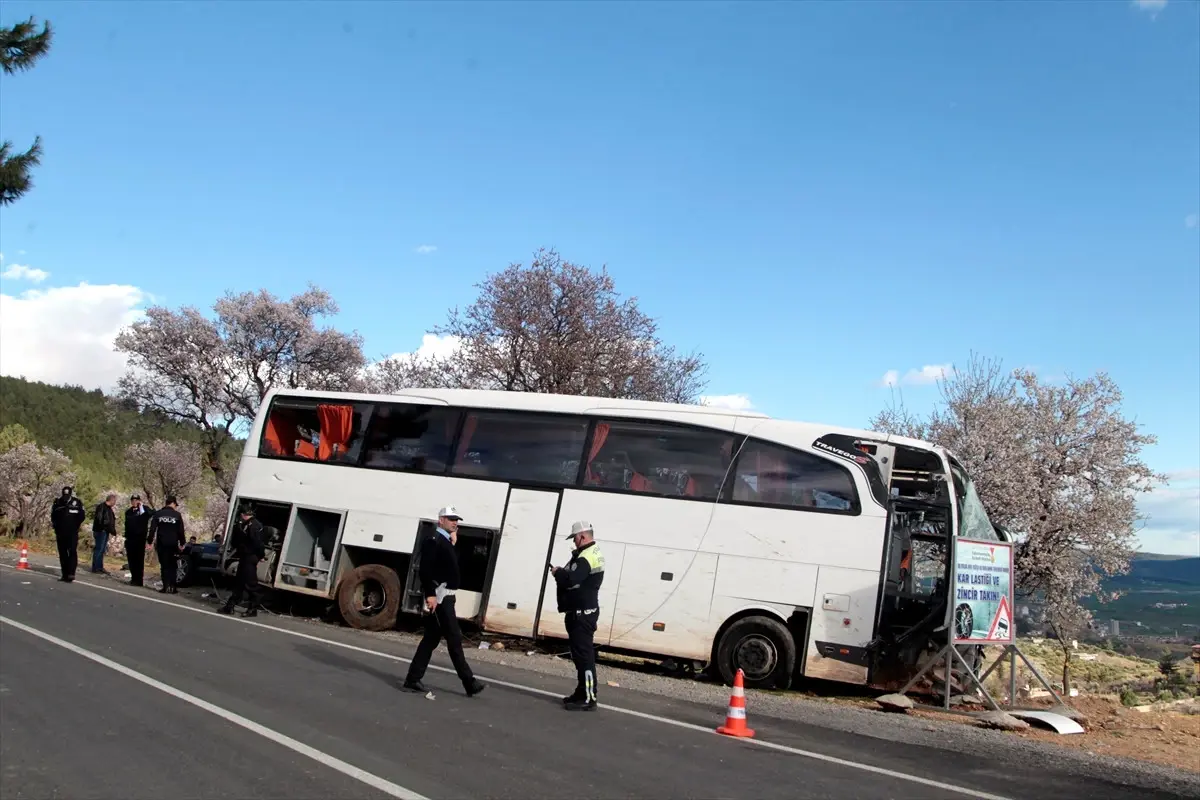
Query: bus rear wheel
[[715, 615, 796, 690], [337, 564, 401, 632]]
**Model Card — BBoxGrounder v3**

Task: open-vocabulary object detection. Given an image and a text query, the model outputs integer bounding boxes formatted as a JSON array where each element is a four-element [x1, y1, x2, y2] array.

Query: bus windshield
[[949, 461, 999, 542]]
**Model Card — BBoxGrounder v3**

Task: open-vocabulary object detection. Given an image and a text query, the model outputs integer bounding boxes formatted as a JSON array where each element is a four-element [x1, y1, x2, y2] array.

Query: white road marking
[[0, 614, 430, 800], [1, 562, 1012, 800]]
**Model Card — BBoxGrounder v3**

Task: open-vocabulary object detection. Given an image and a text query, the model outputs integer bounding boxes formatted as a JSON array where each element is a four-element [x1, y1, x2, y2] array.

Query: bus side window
[[450, 411, 589, 486], [730, 440, 860, 513], [362, 403, 459, 473], [584, 420, 734, 501]]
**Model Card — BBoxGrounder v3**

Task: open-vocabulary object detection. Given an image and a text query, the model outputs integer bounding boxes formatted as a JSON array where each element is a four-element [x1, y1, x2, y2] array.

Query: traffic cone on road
[[716, 668, 755, 738], [17, 541, 30, 570]]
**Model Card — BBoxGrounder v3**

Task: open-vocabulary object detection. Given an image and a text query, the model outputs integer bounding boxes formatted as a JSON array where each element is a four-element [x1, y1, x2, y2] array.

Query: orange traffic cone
[[17, 541, 30, 570], [716, 668, 755, 738]]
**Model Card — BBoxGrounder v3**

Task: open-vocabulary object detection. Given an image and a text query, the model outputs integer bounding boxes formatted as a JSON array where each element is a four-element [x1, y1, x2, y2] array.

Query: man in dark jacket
[[123, 494, 153, 586], [551, 520, 606, 711], [91, 493, 118, 574], [148, 496, 186, 594], [218, 503, 267, 618], [403, 506, 485, 697], [50, 486, 86, 582]]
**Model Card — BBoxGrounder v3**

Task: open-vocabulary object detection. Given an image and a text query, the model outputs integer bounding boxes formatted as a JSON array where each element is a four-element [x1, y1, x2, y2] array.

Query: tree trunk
[[1061, 650, 1072, 697]]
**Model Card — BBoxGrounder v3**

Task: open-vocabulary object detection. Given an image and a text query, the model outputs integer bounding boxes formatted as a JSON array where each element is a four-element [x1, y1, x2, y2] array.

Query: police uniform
[[123, 496, 153, 586], [552, 520, 605, 710], [148, 500, 186, 593], [403, 506, 486, 698], [50, 487, 86, 582], [220, 505, 266, 617]]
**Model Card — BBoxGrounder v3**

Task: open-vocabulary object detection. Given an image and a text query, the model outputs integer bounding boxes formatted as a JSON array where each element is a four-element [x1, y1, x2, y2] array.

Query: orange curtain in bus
[[583, 423, 610, 485], [317, 404, 354, 461], [265, 412, 299, 456]]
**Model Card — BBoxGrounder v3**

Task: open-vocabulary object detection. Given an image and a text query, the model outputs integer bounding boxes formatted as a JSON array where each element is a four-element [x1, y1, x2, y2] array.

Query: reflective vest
[[556, 542, 605, 613]]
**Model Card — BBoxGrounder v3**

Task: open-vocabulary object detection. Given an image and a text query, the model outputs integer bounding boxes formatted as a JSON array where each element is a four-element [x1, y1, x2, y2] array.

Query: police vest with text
[[557, 542, 605, 613]]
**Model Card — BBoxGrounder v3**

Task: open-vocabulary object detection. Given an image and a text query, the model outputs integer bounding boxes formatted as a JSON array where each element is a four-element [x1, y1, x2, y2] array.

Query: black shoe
[[564, 699, 597, 711], [240, 608, 257, 618], [403, 680, 428, 693], [562, 692, 584, 705], [128, 580, 143, 587], [158, 588, 168, 594], [465, 681, 486, 698], [217, 605, 234, 615]]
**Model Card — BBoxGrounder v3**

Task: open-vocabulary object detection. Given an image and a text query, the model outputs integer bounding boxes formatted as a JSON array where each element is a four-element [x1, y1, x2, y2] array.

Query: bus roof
[[263, 387, 948, 457]]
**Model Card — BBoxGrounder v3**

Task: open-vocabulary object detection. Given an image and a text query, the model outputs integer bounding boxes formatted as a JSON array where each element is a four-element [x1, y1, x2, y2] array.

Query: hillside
[[0, 375, 226, 491]]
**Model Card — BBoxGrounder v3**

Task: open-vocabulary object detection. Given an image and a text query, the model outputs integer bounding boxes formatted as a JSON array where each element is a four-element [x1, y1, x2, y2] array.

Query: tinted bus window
[[362, 404, 461, 474], [582, 419, 736, 501], [451, 411, 588, 486], [730, 439, 860, 513], [259, 397, 374, 464]]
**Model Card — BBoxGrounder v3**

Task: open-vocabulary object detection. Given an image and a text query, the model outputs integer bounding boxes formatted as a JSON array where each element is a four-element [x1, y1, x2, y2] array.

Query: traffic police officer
[[219, 502, 267, 617], [550, 520, 605, 711], [50, 486, 86, 582], [123, 494, 153, 587], [148, 496, 186, 594]]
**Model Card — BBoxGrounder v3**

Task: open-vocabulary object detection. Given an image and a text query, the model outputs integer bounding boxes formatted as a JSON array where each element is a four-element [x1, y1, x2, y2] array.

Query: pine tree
[[0, 17, 54, 206]]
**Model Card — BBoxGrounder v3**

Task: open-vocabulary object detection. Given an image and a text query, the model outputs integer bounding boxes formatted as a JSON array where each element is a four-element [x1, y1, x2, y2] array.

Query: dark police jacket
[[417, 530, 460, 600], [124, 506, 154, 541], [229, 518, 267, 561], [554, 541, 605, 613], [148, 507, 186, 551], [51, 496, 86, 534]]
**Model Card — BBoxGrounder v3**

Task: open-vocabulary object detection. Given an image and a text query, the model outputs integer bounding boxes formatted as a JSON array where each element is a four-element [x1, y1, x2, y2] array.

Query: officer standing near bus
[[148, 496, 186, 594], [551, 520, 605, 711], [219, 502, 266, 617], [403, 506, 486, 698]]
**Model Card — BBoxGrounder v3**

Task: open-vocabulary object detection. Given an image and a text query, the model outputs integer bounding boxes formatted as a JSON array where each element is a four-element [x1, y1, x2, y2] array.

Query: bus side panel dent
[[712, 555, 818, 609], [803, 565, 879, 685], [607, 548, 718, 662]]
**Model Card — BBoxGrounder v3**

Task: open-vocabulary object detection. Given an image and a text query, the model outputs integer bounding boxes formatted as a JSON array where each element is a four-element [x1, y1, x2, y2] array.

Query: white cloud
[[0, 281, 148, 391], [384, 333, 461, 363], [414, 245, 438, 255], [1132, 0, 1168, 11], [1, 263, 50, 283], [699, 393, 755, 412], [1186, 213, 1199, 229], [1137, 471, 1200, 556], [878, 363, 951, 388]]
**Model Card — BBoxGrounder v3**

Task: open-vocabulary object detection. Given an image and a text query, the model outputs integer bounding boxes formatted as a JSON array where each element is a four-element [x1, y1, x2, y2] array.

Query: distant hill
[[1115, 553, 1200, 589], [0, 375, 211, 491]]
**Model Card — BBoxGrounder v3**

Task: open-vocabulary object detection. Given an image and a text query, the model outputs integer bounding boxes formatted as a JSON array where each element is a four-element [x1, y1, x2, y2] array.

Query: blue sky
[[1, 1, 1197, 554]]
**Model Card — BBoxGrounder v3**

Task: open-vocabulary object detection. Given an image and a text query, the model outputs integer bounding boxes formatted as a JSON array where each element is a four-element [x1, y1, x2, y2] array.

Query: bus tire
[[337, 564, 401, 632], [715, 615, 796, 690]]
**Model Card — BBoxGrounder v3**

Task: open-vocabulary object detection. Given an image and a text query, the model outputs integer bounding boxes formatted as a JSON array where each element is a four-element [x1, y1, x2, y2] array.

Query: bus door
[[273, 503, 348, 597], [481, 488, 563, 637]]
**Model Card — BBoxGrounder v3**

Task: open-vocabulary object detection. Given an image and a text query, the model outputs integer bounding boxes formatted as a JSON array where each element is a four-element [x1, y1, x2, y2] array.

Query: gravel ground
[[5, 547, 1199, 797]]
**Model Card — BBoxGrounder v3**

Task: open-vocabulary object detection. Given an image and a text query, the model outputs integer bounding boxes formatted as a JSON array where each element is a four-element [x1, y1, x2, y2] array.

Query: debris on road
[[875, 694, 915, 713], [976, 711, 1031, 731], [425, 690, 436, 700], [607, 681, 620, 688]]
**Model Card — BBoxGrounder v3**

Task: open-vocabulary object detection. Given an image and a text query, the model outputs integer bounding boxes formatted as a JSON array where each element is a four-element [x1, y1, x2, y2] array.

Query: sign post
[[896, 537, 1067, 714]]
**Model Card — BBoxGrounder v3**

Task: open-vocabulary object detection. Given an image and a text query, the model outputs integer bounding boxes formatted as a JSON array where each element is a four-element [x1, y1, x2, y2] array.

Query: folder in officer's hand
[[434, 582, 449, 605]]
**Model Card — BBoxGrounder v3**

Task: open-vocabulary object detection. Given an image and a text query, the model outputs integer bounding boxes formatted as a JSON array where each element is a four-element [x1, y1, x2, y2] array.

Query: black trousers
[[405, 595, 476, 688], [226, 556, 260, 608], [565, 609, 599, 702], [125, 535, 146, 585], [53, 528, 79, 580], [157, 547, 179, 590]]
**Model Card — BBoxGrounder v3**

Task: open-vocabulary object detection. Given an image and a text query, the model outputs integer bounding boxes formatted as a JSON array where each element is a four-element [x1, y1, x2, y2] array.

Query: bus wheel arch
[[711, 610, 797, 690], [336, 563, 402, 632]]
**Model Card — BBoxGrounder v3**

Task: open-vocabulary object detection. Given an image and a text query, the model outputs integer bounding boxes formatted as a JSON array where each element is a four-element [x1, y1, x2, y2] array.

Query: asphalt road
[[0, 568, 1190, 800]]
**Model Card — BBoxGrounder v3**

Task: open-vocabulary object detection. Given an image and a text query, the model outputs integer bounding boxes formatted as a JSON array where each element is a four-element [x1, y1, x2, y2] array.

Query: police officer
[[551, 520, 605, 711], [219, 503, 266, 617], [403, 506, 486, 698], [50, 486, 86, 582], [123, 494, 153, 587], [148, 496, 186, 594]]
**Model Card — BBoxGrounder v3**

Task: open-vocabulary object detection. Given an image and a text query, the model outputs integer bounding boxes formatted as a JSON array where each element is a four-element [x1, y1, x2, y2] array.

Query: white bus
[[222, 387, 1004, 690]]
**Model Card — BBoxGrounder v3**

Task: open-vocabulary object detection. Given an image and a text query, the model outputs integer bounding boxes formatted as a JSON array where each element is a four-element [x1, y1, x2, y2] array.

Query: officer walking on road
[[123, 494, 153, 587], [551, 520, 605, 711], [219, 502, 266, 618], [50, 486, 86, 583], [148, 496, 186, 594], [403, 506, 486, 698]]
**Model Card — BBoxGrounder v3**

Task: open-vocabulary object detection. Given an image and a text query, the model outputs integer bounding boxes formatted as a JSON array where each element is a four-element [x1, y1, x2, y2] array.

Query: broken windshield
[[949, 461, 999, 542]]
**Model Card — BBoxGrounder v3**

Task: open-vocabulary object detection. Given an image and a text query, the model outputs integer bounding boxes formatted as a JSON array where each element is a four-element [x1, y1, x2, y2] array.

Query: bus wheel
[[337, 564, 401, 631], [715, 616, 796, 690]]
